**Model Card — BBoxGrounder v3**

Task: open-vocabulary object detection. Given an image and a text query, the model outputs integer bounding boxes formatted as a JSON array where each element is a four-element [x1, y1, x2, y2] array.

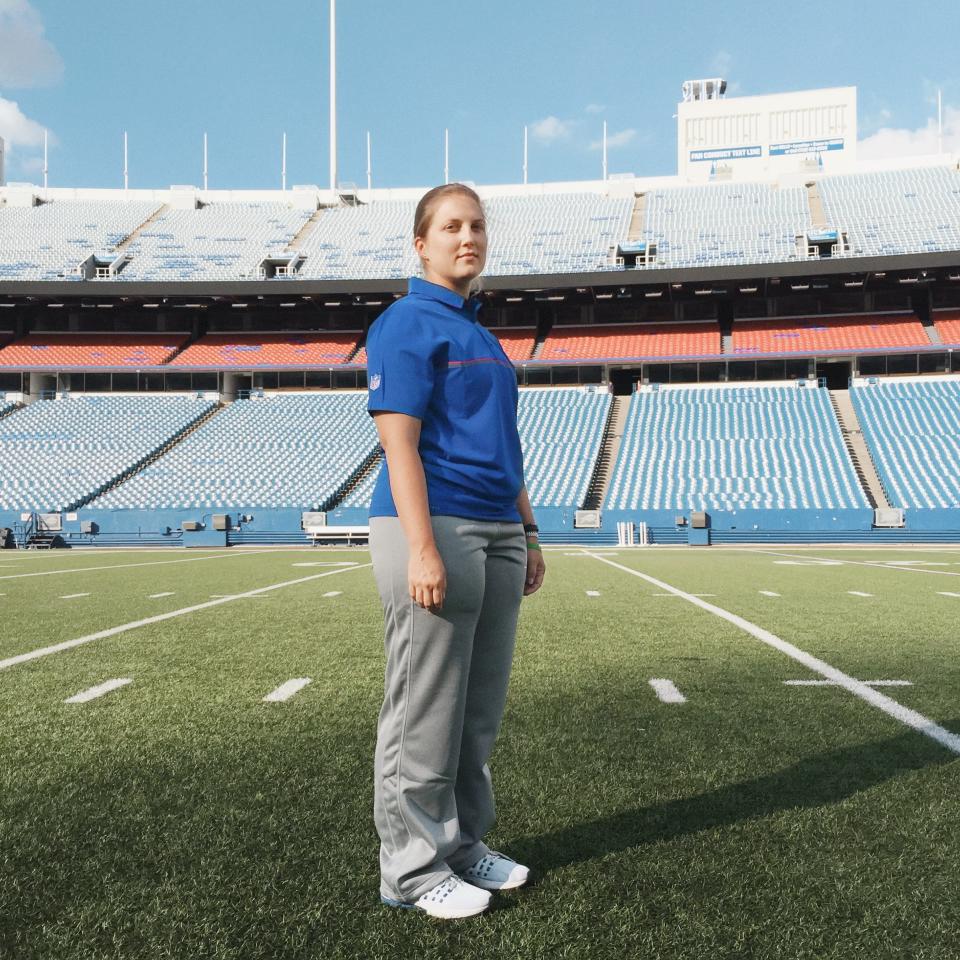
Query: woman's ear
[[414, 236, 426, 261]]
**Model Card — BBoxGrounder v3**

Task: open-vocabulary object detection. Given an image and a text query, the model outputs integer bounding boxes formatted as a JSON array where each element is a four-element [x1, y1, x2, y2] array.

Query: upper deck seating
[[0, 333, 189, 368], [605, 384, 867, 512], [850, 378, 960, 509], [539, 323, 720, 362], [818, 166, 960, 257], [642, 182, 812, 268], [731, 313, 929, 356], [0, 394, 214, 511], [171, 332, 361, 368], [0, 200, 161, 280], [119, 202, 313, 281]]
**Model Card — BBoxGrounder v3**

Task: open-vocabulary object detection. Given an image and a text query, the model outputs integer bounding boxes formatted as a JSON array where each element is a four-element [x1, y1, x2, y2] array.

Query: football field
[[1, 545, 958, 959]]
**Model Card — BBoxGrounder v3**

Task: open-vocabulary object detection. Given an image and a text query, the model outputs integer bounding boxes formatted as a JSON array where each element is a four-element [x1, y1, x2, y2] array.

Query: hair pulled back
[[413, 182, 485, 241]]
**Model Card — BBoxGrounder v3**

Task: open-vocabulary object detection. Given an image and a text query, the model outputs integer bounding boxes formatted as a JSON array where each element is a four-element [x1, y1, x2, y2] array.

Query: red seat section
[[489, 328, 535, 361], [172, 332, 362, 367], [732, 314, 929, 355], [0, 333, 188, 368], [539, 323, 720, 361], [932, 309, 960, 346]]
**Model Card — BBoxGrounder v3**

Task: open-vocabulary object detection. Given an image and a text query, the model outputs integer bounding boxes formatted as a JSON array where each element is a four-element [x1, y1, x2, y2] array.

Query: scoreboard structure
[[677, 81, 857, 182]]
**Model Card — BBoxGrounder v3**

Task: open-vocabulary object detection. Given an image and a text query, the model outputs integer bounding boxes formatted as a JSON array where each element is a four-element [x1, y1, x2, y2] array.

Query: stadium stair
[[285, 205, 327, 252], [828, 389, 889, 510], [324, 446, 382, 510], [113, 203, 171, 253], [805, 181, 828, 231], [0, 400, 24, 421], [581, 394, 630, 510], [626, 193, 647, 242], [82, 401, 225, 508]]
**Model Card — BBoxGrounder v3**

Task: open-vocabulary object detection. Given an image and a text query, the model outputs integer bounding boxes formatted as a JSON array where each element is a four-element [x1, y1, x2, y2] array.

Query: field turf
[[1, 545, 959, 959]]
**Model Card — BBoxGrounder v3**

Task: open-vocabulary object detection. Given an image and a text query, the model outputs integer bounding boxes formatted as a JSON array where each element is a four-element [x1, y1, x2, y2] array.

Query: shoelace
[[423, 875, 461, 902]]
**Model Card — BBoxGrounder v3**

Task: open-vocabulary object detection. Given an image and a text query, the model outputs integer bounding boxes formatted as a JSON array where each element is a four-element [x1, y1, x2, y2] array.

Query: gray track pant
[[370, 515, 526, 902]]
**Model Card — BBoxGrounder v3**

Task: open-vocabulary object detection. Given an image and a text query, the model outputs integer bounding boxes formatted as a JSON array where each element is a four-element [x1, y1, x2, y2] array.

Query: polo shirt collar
[[408, 276, 481, 319]]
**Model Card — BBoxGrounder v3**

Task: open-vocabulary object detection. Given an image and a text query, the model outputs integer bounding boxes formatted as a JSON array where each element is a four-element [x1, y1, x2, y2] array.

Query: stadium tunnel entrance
[[815, 359, 853, 390]]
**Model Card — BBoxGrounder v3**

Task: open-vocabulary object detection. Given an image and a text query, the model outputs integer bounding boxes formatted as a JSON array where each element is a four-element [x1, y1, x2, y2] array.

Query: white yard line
[[65, 678, 133, 703], [937, 592, 960, 598], [649, 678, 687, 703], [784, 679, 913, 687], [759, 590, 781, 597], [59, 593, 91, 600], [847, 591, 874, 597], [0, 564, 371, 672], [322, 591, 342, 598], [582, 551, 960, 756], [0, 549, 280, 582], [148, 592, 175, 598], [586, 590, 601, 597], [263, 678, 312, 702], [750, 549, 960, 578]]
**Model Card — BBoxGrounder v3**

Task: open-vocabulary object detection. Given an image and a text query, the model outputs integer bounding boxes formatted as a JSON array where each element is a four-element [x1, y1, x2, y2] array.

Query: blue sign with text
[[690, 145, 762, 162], [769, 138, 844, 156]]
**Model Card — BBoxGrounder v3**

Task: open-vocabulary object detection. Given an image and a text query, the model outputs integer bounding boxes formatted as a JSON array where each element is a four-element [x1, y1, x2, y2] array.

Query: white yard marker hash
[[65, 678, 133, 703], [649, 679, 687, 703], [582, 551, 960, 757], [263, 678, 312, 702], [784, 679, 913, 687]]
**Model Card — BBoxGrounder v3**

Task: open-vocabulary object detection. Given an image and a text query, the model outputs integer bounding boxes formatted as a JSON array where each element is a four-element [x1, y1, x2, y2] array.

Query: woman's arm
[[516, 485, 546, 597], [373, 411, 446, 612]]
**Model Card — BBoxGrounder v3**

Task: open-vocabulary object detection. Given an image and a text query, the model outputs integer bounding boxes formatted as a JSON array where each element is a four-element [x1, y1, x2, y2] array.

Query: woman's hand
[[523, 546, 546, 597], [409, 544, 447, 613]]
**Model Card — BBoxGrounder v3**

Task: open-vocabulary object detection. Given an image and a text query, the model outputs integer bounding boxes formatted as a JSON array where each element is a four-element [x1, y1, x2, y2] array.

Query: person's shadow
[[509, 722, 959, 874]]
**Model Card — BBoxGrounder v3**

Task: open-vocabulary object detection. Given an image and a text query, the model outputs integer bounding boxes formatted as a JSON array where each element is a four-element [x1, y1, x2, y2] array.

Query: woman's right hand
[[409, 544, 446, 613]]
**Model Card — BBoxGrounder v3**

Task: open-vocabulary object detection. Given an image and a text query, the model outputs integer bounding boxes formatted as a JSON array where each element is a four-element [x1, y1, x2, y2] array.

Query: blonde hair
[[413, 183, 486, 297]]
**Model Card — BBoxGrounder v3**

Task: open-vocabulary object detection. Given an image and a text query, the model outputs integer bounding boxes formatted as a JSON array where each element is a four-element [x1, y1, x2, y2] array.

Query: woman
[[366, 183, 546, 920]]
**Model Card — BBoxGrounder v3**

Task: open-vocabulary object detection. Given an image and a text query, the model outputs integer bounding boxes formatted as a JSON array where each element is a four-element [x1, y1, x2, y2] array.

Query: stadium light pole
[[329, 0, 337, 192], [523, 125, 528, 185], [366, 130, 372, 191], [602, 120, 608, 181]]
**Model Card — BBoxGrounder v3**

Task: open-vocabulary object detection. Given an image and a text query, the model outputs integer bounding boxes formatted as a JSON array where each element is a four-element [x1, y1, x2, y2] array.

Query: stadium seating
[[295, 194, 633, 280], [0, 395, 215, 511], [170, 332, 361, 368], [341, 387, 611, 510], [818, 166, 960, 258], [540, 323, 720, 361], [0, 200, 162, 280], [932, 309, 960, 346], [642, 182, 812, 268], [119, 202, 313, 281], [90, 392, 377, 509], [731, 313, 929, 356], [0, 333, 189, 368], [850, 378, 960, 509], [605, 384, 867, 512]]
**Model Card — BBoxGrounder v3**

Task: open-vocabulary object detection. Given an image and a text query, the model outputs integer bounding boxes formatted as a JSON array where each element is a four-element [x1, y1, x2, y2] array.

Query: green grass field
[[2, 545, 959, 960]]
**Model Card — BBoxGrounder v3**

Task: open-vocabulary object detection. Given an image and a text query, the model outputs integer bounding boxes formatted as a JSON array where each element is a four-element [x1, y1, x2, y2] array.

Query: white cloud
[[584, 103, 605, 115], [0, 0, 63, 88], [710, 50, 733, 76], [589, 128, 637, 151], [0, 94, 46, 147], [858, 105, 960, 160], [530, 115, 574, 144]]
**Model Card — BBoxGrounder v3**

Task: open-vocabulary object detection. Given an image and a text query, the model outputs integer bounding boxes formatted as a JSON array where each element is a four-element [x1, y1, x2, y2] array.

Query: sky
[[1, 0, 959, 191]]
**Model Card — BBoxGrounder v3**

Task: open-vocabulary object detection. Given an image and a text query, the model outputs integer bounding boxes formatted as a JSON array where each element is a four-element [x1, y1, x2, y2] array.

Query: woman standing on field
[[365, 183, 546, 920]]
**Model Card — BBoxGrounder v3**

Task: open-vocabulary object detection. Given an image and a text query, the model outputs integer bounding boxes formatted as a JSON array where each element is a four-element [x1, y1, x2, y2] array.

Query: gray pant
[[370, 514, 526, 902]]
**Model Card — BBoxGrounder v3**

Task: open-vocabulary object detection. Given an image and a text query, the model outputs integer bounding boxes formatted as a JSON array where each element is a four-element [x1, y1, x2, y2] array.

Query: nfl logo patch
[[369, 373, 382, 390]]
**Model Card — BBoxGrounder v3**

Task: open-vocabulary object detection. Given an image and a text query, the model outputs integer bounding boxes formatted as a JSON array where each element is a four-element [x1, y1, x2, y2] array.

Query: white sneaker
[[381, 875, 491, 919], [458, 852, 530, 891]]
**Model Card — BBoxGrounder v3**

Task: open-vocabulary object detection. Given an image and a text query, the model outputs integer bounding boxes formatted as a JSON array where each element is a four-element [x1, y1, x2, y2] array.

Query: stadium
[[3, 13, 960, 957]]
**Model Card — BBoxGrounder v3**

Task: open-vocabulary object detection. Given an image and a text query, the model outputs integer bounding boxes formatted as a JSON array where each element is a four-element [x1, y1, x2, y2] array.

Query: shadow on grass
[[511, 721, 960, 874]]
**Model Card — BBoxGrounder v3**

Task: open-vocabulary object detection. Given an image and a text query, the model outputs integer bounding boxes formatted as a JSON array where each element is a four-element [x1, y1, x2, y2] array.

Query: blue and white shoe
[[381, 875, 491, 919], [458, 852, 530, 891]]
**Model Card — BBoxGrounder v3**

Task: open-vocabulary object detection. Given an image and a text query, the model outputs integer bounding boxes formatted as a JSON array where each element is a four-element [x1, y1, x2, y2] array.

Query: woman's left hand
[[523, 546, 546, 597]]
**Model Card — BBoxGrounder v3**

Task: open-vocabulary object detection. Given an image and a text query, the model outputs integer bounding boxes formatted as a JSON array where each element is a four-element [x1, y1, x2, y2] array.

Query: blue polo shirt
[[366, 277, 523, 522]]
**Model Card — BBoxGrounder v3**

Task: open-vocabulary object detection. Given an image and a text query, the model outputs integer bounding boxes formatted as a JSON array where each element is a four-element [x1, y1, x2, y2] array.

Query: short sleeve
[[366, 305, 436, 420]]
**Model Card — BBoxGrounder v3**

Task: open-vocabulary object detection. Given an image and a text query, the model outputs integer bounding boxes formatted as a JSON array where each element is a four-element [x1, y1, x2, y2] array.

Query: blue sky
[[1, 0, 959, 190]]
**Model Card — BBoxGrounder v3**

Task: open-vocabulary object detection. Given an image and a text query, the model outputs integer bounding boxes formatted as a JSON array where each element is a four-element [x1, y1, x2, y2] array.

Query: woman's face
[[415, 193, 487, 297]]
